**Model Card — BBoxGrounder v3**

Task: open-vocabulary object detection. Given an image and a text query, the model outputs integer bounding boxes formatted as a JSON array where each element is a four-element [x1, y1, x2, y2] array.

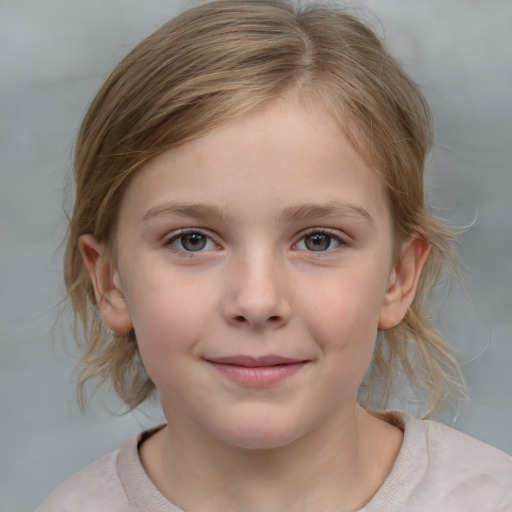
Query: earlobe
[[79, 234, 133, 333], [378, 237, 430, 330]]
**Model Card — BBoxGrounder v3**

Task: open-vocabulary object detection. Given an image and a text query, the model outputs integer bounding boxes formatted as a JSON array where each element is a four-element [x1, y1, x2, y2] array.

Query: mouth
[[205, 355, 309, 386]]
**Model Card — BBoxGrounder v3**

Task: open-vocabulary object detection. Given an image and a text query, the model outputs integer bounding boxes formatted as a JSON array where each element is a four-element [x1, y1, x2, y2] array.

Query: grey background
[[1, 0, 511, 510]]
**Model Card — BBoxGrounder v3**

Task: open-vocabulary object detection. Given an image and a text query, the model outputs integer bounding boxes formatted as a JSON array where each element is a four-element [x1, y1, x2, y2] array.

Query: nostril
[[233, 315, 281, 324]]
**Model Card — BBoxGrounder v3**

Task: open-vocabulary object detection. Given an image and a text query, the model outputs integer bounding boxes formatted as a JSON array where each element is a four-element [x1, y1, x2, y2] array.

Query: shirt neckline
[[118, 412, 421, 512]]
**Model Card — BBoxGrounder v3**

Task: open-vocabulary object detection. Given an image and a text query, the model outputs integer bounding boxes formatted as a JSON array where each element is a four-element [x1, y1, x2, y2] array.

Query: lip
[[205, 355, 308, 386]]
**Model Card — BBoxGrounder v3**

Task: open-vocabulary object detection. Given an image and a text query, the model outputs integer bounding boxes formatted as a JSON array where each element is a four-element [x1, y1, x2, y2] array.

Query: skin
[[81, 95, 429, 511]]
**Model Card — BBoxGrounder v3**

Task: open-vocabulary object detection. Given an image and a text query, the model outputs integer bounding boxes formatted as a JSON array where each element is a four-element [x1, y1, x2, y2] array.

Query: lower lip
[[208, 362, 306, 386]]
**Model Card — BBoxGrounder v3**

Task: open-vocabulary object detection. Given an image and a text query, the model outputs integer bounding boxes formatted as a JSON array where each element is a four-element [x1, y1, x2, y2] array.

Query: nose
[[221, 250, 291, 331]]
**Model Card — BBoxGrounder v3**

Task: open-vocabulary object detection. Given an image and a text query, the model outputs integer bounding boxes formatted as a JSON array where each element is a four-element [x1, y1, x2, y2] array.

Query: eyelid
[[163, 227, 348, 252], [293, 227, 348, 251], [165, 228, 221, 252], [299, 227, 347, 241]]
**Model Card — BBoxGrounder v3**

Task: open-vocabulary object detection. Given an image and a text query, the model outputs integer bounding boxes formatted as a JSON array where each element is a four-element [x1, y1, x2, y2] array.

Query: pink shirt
[[38, 412, 512, 511]]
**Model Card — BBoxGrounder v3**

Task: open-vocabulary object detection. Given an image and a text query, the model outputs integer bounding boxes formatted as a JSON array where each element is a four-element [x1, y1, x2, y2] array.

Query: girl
[[38, 1, 512, 510]]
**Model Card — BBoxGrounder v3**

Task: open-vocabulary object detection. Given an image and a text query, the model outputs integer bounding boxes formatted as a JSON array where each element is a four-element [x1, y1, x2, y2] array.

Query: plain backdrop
[[1, 1, 511, 510]]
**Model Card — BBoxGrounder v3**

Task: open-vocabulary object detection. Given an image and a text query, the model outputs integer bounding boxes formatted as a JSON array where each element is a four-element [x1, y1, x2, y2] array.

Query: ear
[[378, 237, 430, 330], [79, 234, 133, 333]]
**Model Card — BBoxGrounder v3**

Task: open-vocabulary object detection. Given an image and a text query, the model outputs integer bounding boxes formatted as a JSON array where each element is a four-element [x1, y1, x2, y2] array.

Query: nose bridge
[[223, 243, 290, 329]]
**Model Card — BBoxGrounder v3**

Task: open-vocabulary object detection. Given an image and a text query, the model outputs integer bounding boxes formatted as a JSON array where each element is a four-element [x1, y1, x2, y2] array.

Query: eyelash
[[165, 228, 346, 254], [165, 229, 219, 253], [294, 228, 346, 253]]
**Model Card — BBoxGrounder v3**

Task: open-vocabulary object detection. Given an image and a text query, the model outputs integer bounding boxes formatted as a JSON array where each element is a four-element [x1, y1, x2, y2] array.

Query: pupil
[[305, 234, 330, 251], [182, 233, 207, 251]]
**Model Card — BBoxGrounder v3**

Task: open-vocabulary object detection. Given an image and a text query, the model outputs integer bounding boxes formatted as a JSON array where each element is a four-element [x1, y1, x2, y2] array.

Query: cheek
[[122, 274, 216, 373], [296, 267, 387, 382], [300, 270, 385, 342]]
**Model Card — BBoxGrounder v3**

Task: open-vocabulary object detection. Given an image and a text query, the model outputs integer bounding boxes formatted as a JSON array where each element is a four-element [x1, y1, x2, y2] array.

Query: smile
[[205, 355, 309, 386]]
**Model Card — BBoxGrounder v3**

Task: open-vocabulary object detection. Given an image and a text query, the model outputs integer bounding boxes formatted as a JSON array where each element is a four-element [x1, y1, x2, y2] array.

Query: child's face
[[86, 95, 422, 449]]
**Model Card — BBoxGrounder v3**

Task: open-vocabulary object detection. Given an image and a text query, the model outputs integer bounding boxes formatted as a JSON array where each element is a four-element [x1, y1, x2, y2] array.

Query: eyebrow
[[143, 202, 234, 223], [278, 201, 374, 225], [143, 200, 373, 225]]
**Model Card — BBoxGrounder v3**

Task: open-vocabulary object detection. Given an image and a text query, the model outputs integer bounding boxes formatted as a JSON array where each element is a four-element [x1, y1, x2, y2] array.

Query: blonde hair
[[65, 0, 466, 414]]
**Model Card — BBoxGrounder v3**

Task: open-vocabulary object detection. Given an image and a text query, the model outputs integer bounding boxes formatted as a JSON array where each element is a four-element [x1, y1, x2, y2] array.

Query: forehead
[[117, 96, 391, 230]]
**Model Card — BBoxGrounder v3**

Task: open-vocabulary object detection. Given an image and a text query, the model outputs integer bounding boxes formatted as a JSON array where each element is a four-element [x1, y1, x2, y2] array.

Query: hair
[[65, 0, 466, 415]]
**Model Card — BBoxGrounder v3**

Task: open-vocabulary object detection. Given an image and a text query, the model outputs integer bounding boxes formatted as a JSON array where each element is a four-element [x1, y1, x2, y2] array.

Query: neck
[[140, 406, 403, 512]]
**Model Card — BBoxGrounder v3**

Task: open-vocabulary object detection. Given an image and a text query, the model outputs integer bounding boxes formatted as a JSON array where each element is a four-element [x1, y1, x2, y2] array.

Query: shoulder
[[36, 426, 176, 512], [412, 415, 512, 510], [36, 447, 128, 512], [367, 412, 512, 512], [414, 414, 512, 478]]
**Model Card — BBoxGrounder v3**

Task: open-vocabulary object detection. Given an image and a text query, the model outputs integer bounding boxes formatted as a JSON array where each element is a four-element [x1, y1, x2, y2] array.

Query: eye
[[168, 231, 217, 252], [295, 231, 343, 252]]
